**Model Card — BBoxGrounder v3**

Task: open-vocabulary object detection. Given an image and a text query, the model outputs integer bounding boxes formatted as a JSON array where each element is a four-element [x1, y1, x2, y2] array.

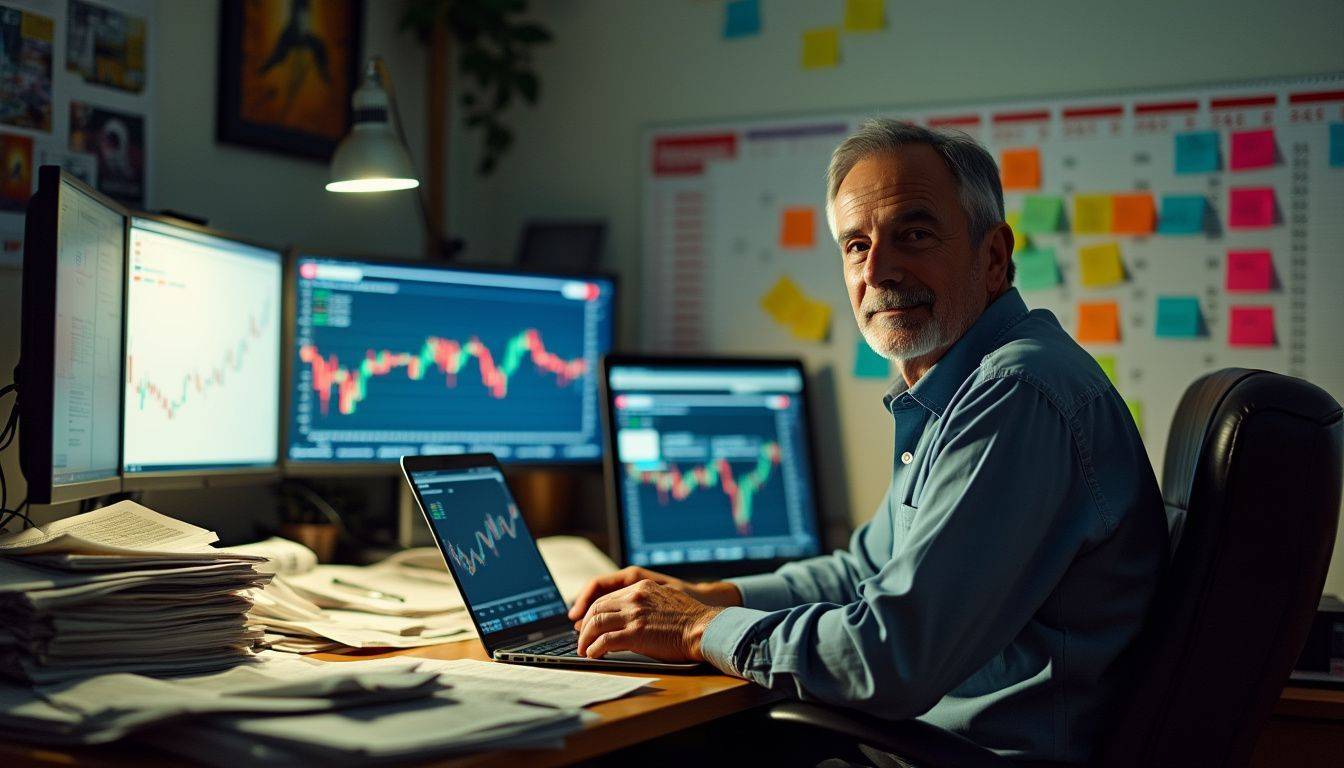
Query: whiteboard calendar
[[641, 74, 1344, 489]]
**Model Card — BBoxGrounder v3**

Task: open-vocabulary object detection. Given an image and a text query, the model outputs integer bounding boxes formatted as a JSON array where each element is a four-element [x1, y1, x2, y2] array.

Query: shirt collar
[[881, 288, 1030, 418]]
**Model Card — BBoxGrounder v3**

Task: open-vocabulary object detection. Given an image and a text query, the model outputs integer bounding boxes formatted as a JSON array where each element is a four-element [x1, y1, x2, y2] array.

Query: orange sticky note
[[1072, 194, 1112, 234], [1110, 193, 1155, 234], [1077, 301, 1121, 344], [780, 207, 816, 248], [1000, 148, 1041, 191]]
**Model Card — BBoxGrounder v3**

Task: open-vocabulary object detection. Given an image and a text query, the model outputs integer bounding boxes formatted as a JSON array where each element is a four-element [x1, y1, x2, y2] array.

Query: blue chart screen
[[288, 258, 614, 464], [607, 365, 824, 567], [411, 466, 566, 635]]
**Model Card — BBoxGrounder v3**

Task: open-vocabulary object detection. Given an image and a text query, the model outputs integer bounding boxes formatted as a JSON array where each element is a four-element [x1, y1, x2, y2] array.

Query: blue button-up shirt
[[700, 288, 1167, 763]]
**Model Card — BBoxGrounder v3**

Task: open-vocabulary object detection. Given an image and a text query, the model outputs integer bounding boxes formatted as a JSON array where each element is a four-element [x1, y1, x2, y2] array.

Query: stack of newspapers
[[0, 501, 272, 684]]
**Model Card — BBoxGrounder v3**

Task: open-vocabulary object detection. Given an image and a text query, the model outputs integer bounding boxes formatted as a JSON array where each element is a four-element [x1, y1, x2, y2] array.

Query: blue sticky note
[[723, 0, 761, 38], [853, 337, 890, 379], [1155, 296, 1202, 338], [1174, 131, 1220, 174], [1157, 195, 1207, 235], [1330, 123, 1344, 168]]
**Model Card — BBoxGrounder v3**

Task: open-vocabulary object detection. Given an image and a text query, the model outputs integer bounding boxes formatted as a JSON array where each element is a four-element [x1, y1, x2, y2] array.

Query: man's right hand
[[567, 566, 742, 622]]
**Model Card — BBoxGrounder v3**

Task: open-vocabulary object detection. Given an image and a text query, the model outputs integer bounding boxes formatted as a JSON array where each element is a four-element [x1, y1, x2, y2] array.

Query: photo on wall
[[0, 131, 32, 211], [216, 0, 364, 160], [66, 0, 148, 94], [69, 100, 144, 206], [0, 4, 54, 131]]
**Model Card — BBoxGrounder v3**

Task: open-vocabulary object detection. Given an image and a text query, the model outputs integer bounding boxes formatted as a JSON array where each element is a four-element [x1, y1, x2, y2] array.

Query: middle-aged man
[[568, 119, 1169, 764]]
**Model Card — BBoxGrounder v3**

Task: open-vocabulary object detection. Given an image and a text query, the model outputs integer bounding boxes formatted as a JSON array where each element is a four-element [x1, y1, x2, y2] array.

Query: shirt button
[[900, 451, 914, 465]]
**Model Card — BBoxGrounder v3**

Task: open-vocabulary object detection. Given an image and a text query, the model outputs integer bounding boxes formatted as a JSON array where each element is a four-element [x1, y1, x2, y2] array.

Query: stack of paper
[[0, 502, 273, 685]]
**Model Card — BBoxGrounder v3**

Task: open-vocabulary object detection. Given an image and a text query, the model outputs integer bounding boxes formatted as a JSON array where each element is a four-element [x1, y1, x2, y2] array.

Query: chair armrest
[[767, 701, 1015, 768]]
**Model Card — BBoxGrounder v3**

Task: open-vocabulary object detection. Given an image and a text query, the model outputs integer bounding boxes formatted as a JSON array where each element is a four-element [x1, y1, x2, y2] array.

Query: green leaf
[[515, 71, 539, 104], [460, 92, 477, 108], [511, 23, 552, 44]]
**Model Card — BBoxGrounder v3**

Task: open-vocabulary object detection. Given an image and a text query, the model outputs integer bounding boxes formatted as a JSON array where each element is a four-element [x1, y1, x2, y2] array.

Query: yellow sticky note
[[843, 0, 885, 31], [790, 300, 832, 342], [1094, 354, 1118, 386], [1073, 194, 1112, 235], [801, 27, 840, 69], [1078, 243, 1125, 287], [1006, 211, 1028, 252], [780, 207, 816, 248], [761, 275, 805, 323]]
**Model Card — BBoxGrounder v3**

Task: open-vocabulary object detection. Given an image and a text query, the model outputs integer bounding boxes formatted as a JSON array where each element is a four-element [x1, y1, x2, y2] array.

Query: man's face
[[832, 145, 1001, 365]]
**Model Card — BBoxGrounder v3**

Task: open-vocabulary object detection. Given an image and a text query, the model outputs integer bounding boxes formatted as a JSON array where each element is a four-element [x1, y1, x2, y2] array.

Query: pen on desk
[[330, 577, 406, 603]]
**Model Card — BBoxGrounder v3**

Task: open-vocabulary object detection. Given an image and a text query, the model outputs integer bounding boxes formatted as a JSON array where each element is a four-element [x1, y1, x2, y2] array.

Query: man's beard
[[860, 283, 945, 361]]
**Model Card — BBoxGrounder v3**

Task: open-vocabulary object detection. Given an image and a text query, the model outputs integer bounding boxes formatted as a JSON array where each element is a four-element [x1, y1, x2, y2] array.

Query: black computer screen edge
[[598, 353, 830, 579], [279, 249, 621, 477]]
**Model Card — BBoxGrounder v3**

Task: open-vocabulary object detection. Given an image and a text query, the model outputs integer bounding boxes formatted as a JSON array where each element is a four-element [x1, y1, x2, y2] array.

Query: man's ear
[[982, 222, 1013, 296]]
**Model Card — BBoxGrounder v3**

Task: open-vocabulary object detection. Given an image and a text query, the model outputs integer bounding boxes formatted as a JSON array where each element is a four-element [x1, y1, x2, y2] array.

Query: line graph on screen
[[627, 441, 782, 535]]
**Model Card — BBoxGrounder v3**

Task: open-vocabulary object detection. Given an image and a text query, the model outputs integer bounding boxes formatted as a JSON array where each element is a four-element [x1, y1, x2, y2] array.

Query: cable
[[0, 496, 31, 532]]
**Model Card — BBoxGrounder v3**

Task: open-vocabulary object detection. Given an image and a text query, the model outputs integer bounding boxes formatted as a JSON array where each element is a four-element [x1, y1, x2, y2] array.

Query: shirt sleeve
[[701, 374, 1106, 717]]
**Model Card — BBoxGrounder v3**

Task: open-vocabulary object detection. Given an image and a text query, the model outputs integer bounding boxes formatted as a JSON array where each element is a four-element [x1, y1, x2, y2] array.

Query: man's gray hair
[[825, 118, 1014, 284]]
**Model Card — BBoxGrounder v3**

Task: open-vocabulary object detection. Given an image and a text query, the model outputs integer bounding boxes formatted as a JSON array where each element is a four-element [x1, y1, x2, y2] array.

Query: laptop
[[400, 453, 699, 672], [601, 354, 827, 579]]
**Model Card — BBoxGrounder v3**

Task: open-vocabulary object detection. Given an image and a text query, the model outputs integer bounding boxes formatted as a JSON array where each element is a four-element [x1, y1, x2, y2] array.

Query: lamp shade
[[326, 58, 420, 193]]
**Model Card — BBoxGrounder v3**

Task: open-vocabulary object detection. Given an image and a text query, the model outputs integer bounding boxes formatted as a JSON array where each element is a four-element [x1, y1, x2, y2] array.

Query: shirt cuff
[[727, 573, 797, 612], [699, 606, 770, 676]]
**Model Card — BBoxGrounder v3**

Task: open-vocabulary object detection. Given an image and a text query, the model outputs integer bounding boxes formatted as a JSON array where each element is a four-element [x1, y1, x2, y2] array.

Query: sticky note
[[801, 27, 840, 69], [1226, 249, 1274, 292], [1330, 123, 1344, 168], [1228, 306, 1275, 347], [1077, 301, 1121, 344], [843, 0, 884, 31], [1174, 130, 1220, 174], [1155, 296, 1202, 338], [1228, 187, 1277, 229], [1006, 211, 1028, 251], [723, 0, 761, 39], [1110, 193, 1155, 235], [1126, 399, 1144, 435], [1229, 128, 1277, 171], [780, 207, 816, 248], [1094, 354, 1118, 386], [791, 299, 832, 342], [1072, 194, 1112, 234], [1000, 148, 1041, 190], [1013, 248, 1060, 292], [1078, 243, 1125, 287], [853, 337, 890, 379], [1020, 195, 1062, 234], [1157, 195, 1207, 235], [761, 275, 806, 323]]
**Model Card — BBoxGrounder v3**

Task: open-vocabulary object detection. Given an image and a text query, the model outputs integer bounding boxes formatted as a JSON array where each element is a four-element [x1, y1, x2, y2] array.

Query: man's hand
[[574, 579, 725, 661], [566, 566, 740, 622]]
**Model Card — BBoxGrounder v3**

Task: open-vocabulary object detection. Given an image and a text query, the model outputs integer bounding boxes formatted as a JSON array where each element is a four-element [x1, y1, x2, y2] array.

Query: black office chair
[[768, 368, 1343, 767]]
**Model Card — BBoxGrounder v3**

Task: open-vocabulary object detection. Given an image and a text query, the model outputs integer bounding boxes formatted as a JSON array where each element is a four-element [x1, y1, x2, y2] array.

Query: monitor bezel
[[118, 212, 284, 491], [599, 353, 830, 579], [281, 250, 620, 476], [19, 166, 128, 505]]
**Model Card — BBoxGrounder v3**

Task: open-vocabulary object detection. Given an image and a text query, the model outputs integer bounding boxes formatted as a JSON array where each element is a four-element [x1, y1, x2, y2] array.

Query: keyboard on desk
[[514, 631, 581, 657]]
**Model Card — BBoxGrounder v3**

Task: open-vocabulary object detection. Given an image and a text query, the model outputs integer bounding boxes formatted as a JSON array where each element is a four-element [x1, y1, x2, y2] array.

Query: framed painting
[[217, 0, 364, 160]]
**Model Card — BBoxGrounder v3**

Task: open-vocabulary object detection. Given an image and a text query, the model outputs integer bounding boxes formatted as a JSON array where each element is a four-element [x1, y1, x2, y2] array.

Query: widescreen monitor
[[284, 255, 616, 470], [601, 355, 826, 577], [120, 216, 283, 487], [19, 167, 127, 504]]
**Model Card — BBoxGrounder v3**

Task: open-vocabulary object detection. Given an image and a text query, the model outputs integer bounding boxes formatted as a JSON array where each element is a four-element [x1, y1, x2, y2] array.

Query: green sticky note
[[1094, 355, 1118, 386], [853, 337, 890, 379], [1175, 131, 1220, 174], [1020, 195, 1063, 234], [1157, 195, 1207, 235], [1013, 248, 1060, 292], [1155, 296, 1202, 338], [1125, 398, 1144, 436]]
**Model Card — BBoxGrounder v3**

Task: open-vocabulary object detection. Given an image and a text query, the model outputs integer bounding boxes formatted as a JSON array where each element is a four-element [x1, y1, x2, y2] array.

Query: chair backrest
[[1096, 368, 1343, 768]]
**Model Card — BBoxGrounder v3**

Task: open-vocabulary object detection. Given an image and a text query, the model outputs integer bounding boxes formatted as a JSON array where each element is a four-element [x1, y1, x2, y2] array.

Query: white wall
[[445, 0, 1344, 592]]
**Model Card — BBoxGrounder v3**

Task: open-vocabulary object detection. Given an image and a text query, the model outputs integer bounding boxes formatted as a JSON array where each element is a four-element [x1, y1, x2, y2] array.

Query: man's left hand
[[574, 579, 724, 661]]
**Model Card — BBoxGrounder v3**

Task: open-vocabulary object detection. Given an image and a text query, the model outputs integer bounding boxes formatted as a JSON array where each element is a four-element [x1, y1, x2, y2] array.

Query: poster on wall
[[65, 0, 147, 93], [0, 4, 54, 131], [69, 99, 141, 205], [0, 131, 32, 211], [216, 0, 364, 160]]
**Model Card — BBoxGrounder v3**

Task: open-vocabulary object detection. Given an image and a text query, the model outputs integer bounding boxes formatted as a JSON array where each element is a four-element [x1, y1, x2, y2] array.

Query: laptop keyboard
[[515, 630, 580, 657]]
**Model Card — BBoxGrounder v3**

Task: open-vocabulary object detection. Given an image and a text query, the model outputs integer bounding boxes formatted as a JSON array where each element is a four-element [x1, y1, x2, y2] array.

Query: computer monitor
[[284, 255, 617, 471], [19, 167, 127, 504], [601, 355, 826, 577], [120, 216, 283, 488]]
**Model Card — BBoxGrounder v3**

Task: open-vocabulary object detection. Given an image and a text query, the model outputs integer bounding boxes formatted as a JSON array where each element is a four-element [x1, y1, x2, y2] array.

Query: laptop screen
[[408, 465, 567, 636]]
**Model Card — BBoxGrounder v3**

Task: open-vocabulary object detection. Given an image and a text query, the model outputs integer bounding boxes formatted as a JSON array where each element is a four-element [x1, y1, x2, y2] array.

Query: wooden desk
[[1252, 685, 1344, 768]]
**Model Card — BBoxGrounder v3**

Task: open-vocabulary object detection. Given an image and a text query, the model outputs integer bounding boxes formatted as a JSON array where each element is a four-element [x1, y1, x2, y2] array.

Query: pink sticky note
[[1228, 187, 1276, 229], [1226, 250, 1274, 292], [1229, 128, 1277, 170], [1228, 306, 1275, 347]]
